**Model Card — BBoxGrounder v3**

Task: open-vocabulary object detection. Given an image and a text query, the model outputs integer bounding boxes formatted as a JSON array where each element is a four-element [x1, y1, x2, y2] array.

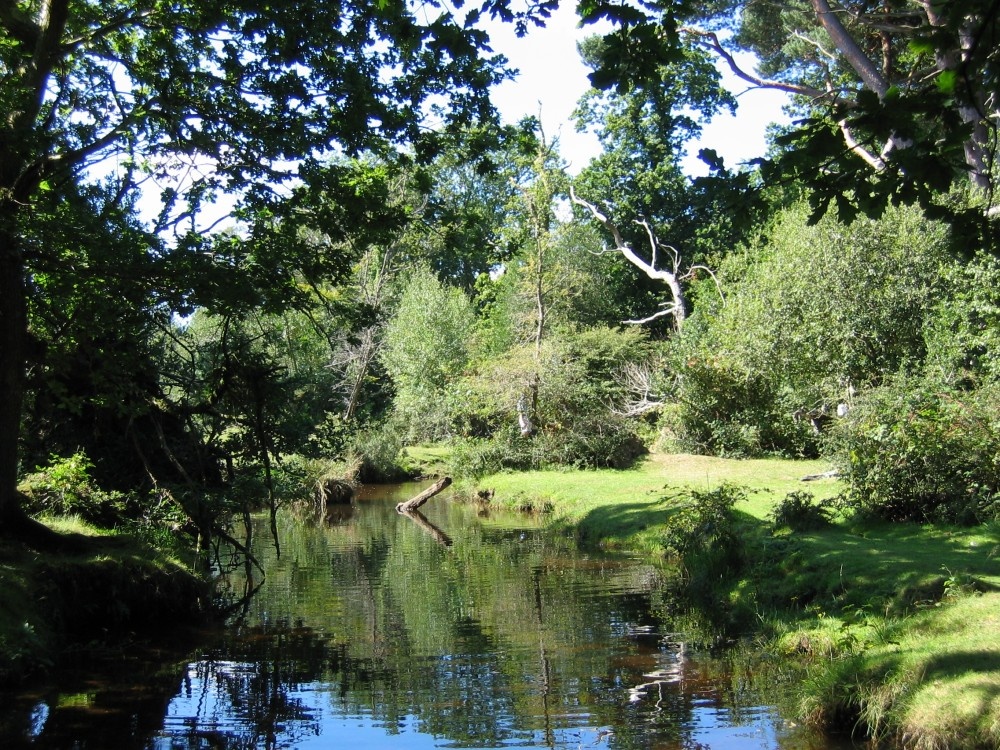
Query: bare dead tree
[[613, 361, 666, 416], [570, 186, 722, 331]]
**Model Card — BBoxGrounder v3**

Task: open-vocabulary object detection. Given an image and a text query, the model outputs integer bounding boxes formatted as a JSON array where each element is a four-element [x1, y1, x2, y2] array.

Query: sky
[[484, 3, 790, 176]]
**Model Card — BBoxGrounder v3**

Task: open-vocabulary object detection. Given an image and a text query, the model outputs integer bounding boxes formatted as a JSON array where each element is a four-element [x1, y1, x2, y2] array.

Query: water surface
[[2, 483, 856, 749]]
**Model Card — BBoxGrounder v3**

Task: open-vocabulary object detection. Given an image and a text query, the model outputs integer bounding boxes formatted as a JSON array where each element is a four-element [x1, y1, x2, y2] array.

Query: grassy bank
[[0, 517, 208, 685], [448, 451, 1000, 749]]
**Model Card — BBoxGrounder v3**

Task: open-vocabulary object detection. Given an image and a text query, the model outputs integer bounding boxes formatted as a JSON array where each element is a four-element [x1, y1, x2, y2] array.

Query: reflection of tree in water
[[166, 625, 333, 749], [0, 650, 186, 750], [6, 505, 799, 749]]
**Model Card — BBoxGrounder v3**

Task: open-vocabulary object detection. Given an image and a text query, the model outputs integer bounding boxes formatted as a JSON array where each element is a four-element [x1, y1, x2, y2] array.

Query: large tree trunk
[[0, 205, 28, 535], [0, 210, 82, 549]]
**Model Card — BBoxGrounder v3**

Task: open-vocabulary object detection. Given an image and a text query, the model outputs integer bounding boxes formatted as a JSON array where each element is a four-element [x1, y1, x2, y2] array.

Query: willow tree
[[0, 0, 507, 543]]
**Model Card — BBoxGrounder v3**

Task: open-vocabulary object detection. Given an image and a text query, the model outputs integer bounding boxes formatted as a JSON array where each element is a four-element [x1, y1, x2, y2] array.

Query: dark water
[[1, 483, 857, 749]]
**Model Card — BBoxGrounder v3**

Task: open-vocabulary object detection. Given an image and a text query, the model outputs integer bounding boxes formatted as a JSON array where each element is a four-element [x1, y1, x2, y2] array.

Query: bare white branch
[[681, 264, 726, 307], [612, 362, 665, 416], [570, 186, 688, 330]]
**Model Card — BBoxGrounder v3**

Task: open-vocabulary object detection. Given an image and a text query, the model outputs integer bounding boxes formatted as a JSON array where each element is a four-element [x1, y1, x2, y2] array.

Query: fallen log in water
[[395, 476, 452, 513], [398, 508, 453, 547]]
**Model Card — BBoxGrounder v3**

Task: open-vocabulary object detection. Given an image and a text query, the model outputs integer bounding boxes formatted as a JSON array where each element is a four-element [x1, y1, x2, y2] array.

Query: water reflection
[[2, 485, 854, 749]]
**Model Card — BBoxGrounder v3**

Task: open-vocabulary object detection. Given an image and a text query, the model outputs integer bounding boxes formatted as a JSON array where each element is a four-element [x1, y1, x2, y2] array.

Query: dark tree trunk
[[0, 203, 28, 535], [0, 199, 85, 551]]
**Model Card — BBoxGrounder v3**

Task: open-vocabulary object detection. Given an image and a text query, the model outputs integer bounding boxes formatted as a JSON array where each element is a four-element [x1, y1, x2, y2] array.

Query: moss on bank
[[0, 517, 209, 685], [459, 452, 1000, 749]]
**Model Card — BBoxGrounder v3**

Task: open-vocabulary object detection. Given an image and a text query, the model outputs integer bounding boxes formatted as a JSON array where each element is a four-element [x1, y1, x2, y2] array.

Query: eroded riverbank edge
[[450, 452, 1000, 749], [0, 519, 209, 686]]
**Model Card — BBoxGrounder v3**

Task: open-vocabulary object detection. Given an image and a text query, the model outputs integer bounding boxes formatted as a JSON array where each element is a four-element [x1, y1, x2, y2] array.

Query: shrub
[[665, 353, 815, 457], [449, 427, 539, 478], [449, 416, 647, 479], [829, 377, 1000, 524], [19, 452, 95, 517], [345, 421, 409, 482], [662, 200, 950, 459], [770, 490, 837, 531], [19, 451, 184, 531], [447, 326, 652, 474], [661, 484, 747, 581]]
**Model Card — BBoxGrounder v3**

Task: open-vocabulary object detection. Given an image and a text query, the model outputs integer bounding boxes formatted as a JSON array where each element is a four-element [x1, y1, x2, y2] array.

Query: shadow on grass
[[923, 648, 1000, 677], [572, 499, 673, 547], [571, 490, 1000, 617], [772, 522, 1000, 613]]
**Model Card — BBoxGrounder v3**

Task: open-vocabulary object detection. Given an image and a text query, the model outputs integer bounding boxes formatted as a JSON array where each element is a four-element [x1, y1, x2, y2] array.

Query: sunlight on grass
[[472, 452, 841, 517], [819, 593, 1000, 749], [462, 451, 1000, 746]]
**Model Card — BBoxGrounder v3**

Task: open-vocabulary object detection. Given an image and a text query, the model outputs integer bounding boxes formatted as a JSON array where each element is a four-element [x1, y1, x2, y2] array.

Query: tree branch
[[836, 117, 886, 169], [0, 0, 38, 45], [570, 186, 687, 330], [811, 0, 890, 97], [624, 305, 682, 326], [682, 28, 830, 101]]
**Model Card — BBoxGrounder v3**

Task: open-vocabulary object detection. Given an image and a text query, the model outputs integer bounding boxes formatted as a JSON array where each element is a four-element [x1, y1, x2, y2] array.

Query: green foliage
[[830, 377, 1000, 524], [450, 415, 645, 478], [449, 427, 541, 478], [574, 33, 755, 286], [346, 421, 409, 483], [663, 350, 813, 457], [661, 484, 746, 581], [450, 326, 651, 473], [19, 453, 96, 518], [662, 200, 951, 458], [381, 268, 475, 442], [1, 0, 509, 527], [924, 251, 1000, 383], [19, 452, 184, 532], [770, 491, 836, 532]]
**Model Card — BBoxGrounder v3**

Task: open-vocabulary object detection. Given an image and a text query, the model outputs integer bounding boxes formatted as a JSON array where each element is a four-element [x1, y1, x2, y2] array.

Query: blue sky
[[486, 3, 790, 176]]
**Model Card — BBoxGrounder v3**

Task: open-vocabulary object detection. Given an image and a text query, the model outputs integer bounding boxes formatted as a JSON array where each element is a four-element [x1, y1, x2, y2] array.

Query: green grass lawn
[[452, 451, 1000, 748], [458, 452, 842, 551]]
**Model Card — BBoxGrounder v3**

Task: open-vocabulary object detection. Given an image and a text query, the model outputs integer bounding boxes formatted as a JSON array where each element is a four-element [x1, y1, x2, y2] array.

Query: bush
[[829, 377, 1000, 524], [449, 417, 647, 479], [662, 200, 950, 459], [19, 452, 96, 516], [770, 490, 837, 531], [449, 427, 539, 478], [19, 451, 184, 531], [345, 421, 409, 482], [447, 326, 652, 474], [665, 353, 815, 457], [661, 484, 747, 580]]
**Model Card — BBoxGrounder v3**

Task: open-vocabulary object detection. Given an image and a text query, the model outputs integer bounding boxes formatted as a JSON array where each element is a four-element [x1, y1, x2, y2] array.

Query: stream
[[0, 482, 859, 749]]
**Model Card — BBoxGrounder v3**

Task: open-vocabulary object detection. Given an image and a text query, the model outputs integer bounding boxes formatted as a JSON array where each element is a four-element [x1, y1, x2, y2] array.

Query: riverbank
[[0, 517, 209, 685], [449, 451, 1000, 749]]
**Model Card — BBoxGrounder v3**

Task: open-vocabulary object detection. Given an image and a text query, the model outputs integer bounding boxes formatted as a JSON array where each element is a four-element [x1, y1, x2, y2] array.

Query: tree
[[507, 131, 567, 435], [0, 1, 506, 541], [380, 268, 475, 441], [570, 188, 691, 330], [570, 32, 748, 331], [665, 199, 952, 457], [576, 0, 999, 237]]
